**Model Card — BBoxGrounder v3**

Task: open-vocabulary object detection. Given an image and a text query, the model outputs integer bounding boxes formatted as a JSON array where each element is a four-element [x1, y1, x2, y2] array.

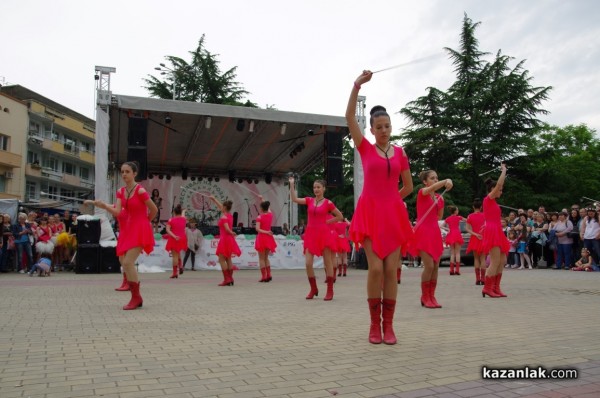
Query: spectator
[[571, 248, 597, 272], [12, 213, 34, 273], [580, 208, 600, 264], [282, 223, 291, 236], [530, 213, 548, 267], [1, 214, 13, 272], [507, 230, 519, 269], [183, 218, 203, 271], [28, 256, 52, 277], [551, 212, 573, 270]]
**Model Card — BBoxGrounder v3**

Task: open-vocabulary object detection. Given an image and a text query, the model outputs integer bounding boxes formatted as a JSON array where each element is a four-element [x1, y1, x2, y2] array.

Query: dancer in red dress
[[465, 198, 486, 285], [165, 204, 188, 279], [289, 176, 342, 301], [209, 196, 241, 286], [412, 170, 453, 309], [255, 196, 277, 282], [444, 205, 465, 276], [481, 163, 510, 298], [87, 161, 157, 310], [346, 71, 414, 344], [335, 218, 351, 277]]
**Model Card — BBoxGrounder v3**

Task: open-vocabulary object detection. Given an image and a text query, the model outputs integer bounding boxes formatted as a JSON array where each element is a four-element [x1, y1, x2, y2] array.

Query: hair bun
[[370, 105, 387, 116]]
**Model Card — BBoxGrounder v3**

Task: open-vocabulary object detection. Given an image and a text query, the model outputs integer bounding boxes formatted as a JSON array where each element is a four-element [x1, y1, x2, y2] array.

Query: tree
[[143, 35, 256, 106], [400, 13, 552, 202]]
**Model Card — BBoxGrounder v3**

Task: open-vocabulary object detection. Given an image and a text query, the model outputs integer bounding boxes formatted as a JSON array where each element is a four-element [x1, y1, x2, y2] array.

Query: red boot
[[333, 268, 337, 283], [228, 269, 234, 286], [324, 276, 334, 301], [475, 268, 481, 285], [337, 266, 342, 277], [115, 273, 129, 291], [218, 269, 229, 286], [342, 263, 347, 276], [449, 262, 455, 275], [429, 279, 442, 308], [123, 281, 143, 310], [494, 273, 507, 297], [266, 266, 272, 282], [170, 265, 178, 279], [482, 275, 501, 297], [306, 277, 318, 299], [259, 267, 267, 282], [367, 298, 382, 344], [396, 267, 402, 284], [179, 257, 183, 274], [381, 299, 397, 345], [421, 281, 436, 308], [455, 262, 461, 275]]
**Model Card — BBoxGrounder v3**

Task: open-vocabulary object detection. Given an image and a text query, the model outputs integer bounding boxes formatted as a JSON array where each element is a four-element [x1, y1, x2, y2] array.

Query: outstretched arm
[[421, 179, 453, 196], [489, 163, 507, 199], [345, 70, 373, 149], [289, 176, 307, 205], [209, 195, 224, 212]]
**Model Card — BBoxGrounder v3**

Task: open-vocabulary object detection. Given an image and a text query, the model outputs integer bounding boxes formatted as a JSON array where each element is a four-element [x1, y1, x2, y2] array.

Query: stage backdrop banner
[[137, 236, 323, 271], [141, 176, 292, 228]]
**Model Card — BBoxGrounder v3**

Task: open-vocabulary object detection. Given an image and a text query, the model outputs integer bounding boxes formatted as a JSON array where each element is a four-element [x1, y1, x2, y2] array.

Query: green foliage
[[143, 35, 255, 106]]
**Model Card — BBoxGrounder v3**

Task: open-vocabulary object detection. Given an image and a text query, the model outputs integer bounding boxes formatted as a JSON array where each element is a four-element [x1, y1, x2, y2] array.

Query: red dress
[[350, 140, 413, 258], [255, 212, 277, 253], [334, 221, 351, 253], [165, 216, 188, 252], [481, 196, 510, 254], [445, 215, 464, 245], [411, 189, 444, 261], [466, 212, 485, 254], [116, 184, 155, 256], [216, 213, 241, 258], [303, 197, 337, 256]]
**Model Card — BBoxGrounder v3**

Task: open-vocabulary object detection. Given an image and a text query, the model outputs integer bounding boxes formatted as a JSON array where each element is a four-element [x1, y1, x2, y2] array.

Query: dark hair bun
[[370, 105, 387, 116]]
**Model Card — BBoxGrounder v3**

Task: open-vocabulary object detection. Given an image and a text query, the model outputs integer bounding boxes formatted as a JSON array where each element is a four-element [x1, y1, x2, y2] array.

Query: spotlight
[[205, 116, 212, 129], [190, 176, 196, 181], [238, 178, 244, 183], [182, 168, 188, 180], [236, 119, 246, 132], [158, 174, 164, 180], [148, 173, 154, 179], [307, 129, 314, 136], [165, 114, 172, 124], [246, 178, 252, 184], [208, 177, 213, 182], [228, 170, 236, 183], [166, 174, 172, 180], [280, 123, 287, 135], [265, 173, 272, 184], [198, 176, 203, 181], [215, 177, 220, 182], [253, 178, 259, 184]]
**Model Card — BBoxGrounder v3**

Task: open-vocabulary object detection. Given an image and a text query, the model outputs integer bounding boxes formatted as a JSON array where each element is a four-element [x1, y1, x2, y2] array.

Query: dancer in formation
[[444, 205, 464, 276], [165, 204, 188, 279], [209, 196, 241, 286], [346, 70, 414, 344], [481, 163, 510, 298], [289, 176, 342, 301], [465, 199, 486, 285], [255, 196, 277, 282], [412, 170, 452, 309], [87, 161, 157, 310], [335, 218, 351, 277]]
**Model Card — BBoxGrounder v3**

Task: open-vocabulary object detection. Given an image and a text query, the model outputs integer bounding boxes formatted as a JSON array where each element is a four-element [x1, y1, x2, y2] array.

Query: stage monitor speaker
[[325, 131, 343, 157], [76, 243, 100, 274], [232, 212, 238, 228], [326, 157, 343, 188], [100, 245, 120, 273], [128, 117, 148, 146], [127, 147, 147, 181], [77, 219, 101, 244]]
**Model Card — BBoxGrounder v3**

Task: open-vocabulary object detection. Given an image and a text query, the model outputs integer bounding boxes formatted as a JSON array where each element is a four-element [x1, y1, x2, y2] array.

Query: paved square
[[1, 266, 598, 397]]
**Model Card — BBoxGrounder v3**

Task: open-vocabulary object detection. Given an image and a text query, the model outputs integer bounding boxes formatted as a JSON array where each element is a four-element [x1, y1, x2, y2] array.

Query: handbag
[[7, 236, 15, 250]]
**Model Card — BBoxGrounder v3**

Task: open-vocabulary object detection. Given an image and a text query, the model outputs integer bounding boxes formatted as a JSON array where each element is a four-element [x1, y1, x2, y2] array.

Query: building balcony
[[62, 173, 80, 187], [80, 180, 95, 189], [0, 150, 22, 168], [41, 167, 63, 182], [25, 163, 43, 177]]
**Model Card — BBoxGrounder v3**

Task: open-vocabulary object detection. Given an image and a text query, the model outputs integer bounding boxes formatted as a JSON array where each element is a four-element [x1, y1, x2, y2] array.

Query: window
[[48, 186, 58, 200], [44, 157, 59, 172], [26, 181, 36, 201], [61, 189, 74, 198], [80, 167, 90, 180], [81, 141, 91, 152], [0, 134, 8, 151], [62, 162, 76, 175], [27, 151, 40, 165], [0, 176, 5, 192]]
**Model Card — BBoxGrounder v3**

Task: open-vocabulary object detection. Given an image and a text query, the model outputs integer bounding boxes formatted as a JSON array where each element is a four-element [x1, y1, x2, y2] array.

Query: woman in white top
[[579, 208, 600, 264]]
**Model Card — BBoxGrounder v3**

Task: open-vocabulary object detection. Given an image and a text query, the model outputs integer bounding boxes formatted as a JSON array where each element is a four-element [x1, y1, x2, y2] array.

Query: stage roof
[[109, 95, 348, 181]]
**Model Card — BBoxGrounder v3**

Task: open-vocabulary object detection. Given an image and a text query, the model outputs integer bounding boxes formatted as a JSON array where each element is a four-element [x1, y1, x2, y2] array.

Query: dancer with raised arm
[[209, 196, 241, 286], [346, 70, 414, 344], [412, 170, 452, 309], [86, 161, 157, 310], [289, 176, 342, 301], [481, 163, 511, 298]]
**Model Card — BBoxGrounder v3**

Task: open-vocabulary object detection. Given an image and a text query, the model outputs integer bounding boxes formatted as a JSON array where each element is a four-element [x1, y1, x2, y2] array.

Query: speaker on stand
[[127, 117, 148, 181], [325, 131, 344, 187]]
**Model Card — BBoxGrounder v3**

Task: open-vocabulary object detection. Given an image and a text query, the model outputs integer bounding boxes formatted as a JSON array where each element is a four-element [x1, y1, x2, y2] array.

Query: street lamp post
[[154, 63, 190, 100]]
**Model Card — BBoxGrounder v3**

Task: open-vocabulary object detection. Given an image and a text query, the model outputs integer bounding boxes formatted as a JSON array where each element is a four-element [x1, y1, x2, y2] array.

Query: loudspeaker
[[127, 147, 147, 181], [100, 245, 120, 273], [77, 219, 101, 244], [326, 157, 343, 188], [128, 118, 148, 146], [356, 248, 368, 270], [232, 212, 238, 228], [325, 131, 343, 157], [76, 243, 100, 274]]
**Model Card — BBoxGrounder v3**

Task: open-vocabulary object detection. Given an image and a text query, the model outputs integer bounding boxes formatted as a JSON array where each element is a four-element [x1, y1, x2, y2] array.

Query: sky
[[2, 0, 599, 135]]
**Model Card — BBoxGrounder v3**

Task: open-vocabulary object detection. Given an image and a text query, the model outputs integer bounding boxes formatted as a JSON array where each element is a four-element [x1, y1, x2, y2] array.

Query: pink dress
[[216, 213, 241, 258], [165, 216, 188, 252], [303, 197, 337, 256], [482, 196, 510, 254], [466, 212, 485, 254], [255, 212, 277, 253], [411, 189, 444, 261], [445, 215, 464, 245], [334, 221, 351, 253], [116, 184, 155, 256], [350, 140, 413, 258]]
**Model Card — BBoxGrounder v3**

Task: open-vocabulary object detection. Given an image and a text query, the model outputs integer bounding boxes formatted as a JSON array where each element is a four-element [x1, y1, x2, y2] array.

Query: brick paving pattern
[[0, 266, 598, 397]]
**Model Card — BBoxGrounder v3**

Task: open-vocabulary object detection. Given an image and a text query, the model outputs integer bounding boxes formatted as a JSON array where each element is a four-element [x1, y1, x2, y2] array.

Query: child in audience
[[29, 256, 52, 276], [571, 248, 597, 272], [507, 230, 519, 269]]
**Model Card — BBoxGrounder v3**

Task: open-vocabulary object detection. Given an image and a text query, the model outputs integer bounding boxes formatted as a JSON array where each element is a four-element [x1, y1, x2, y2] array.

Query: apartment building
[[0, 92, 27, 199], [0, 85, 95, 210]]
